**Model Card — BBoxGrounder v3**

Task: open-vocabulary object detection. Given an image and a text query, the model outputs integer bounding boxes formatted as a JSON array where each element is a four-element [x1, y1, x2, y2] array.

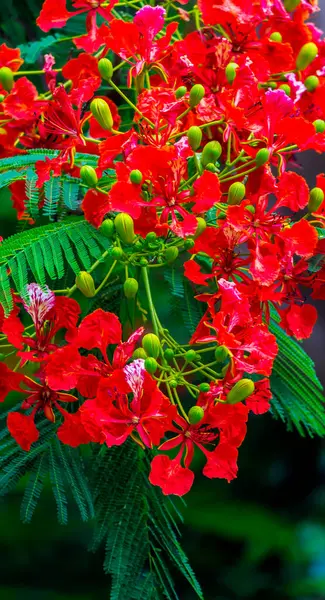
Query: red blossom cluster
[[1, 0, 325, 496]]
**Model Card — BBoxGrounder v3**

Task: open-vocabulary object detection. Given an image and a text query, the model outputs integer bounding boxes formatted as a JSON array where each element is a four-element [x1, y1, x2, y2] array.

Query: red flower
[[7, 413, 39, 451], [0, 43, 23, 71]]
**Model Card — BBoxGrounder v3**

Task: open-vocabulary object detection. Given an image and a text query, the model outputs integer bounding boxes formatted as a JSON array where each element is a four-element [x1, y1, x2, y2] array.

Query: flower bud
[[296, 42, 318, 71], [304, 75, 319, 92], [269, 32, 282, 42], [184, 238, 195, 250], [130, 169, 143, 184], [0, 94, 5, 102], [0, 67, 13, 92], [170, 379, 178, 388], [139, 257, 148, 266], [188, 406, 205, 425], [227, 182, 246, 205], [255, 148, 269, 166], [165, 246, 179, 263], [201, 141, 222, 167], [194, 217, 207, 239], [313, 119, 325, 133], [205, 163, 217, 173], [284, 0, 300, 11], [132, 348, 147, 360], [114, 213, 135, 245], [185, 349, 197, 362], [0, 353, 5, 361], [279, 84, 291, 96], [175, 85, 187, 99], [199, 383, 210, 393], [227, 379, 255, 404], [100, 218, 115, 238], [215, 345, 229, 362], [90, 98, 113, 131], [111, 246, 124, 260], [308, 187, 324, 212], [189, 84, 205, 108], [267, 81, 277, 90], [75, 271, 96, 298], [245, 204, 256, 214], [124, 277, 139, 298], [80, 165, 98, 188], [144, 357, 158, 374], [98, 58, 113, 81], [225, 62, 238, 84], [187, 126, 202, 151], [142, 333, 161, 359], [164, 348, 174, 362]]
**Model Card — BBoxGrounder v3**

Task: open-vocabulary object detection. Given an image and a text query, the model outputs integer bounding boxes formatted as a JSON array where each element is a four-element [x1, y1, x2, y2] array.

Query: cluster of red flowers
[[1, 0, 325, 496]]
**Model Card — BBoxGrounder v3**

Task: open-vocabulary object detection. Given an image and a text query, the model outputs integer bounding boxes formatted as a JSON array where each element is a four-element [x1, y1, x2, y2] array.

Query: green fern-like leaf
[[43, 177, 61, 220], [48, 441, 68, 525], [20, 452, 48, 523]]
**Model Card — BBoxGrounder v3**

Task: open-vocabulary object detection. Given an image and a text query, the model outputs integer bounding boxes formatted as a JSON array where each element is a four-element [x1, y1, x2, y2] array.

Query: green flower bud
[[185, 349, 197, 362], [142, 333, 161, 359], [284, 0, 301, 11], [225, 62, 238, 84], [255, 148, 270, 167], [0, 67, 13, 92], [313, 119, 325, 133], [308, 187, 324, 212], [0, 94, 5, 102], [165, 246, 179, 263], [205, 163, 217, 173], [144, 357, 158, 374], [269, 32, 282, 42], [90, 98, 113, 131], [201, 141, 222, 167], [304, 75, 319, 92], [75, 271, 96, 298], [267, 81, 277, 90], [146, 231, 157, 243], [296, 42, 318, 71], [130, 169, 143, 185], [0, 353, 5, 361], [98, 58, 113, 81], [184, 238, 195, 250], [164, 348, 174, 362], [194, 217, 207, 239], [187, 126, 202, 151], [279, 84, 291, 96], [199, 383, 210, 393], [227, 379, 255, 404], [215, 345, 229, 362], [189, 84, 205, 108], [245, 204, 256, 214], [114, 213, 135, 245], [169, 379, 178, 388], [227, 182, 246, 205], [132, 348, 147, 360], [175, 85, 187, 99], [124, 277, 139, 299], [80, 165, 98, 188], [111, 246, 124, 260], [100, 218, 115, 238], [139, 257, 148, 266], [188, 406, 205, 425]]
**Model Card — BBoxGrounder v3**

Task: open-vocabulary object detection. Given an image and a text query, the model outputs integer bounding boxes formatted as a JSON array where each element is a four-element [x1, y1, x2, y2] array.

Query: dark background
[[1, 2, 325, 599]]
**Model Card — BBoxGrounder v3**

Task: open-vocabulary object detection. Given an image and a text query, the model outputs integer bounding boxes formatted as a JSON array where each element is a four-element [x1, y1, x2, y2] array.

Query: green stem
[[108, 79, 155, 128], [142, 267, 159, 336], [94, 260, 117, 296]]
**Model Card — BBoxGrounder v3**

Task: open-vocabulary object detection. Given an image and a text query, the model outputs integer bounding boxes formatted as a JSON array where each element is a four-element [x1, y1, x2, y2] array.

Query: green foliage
[[19, 35, 64, 64], [164, 267, 204, 336], [89, 443, 203, 600], [0, 218, 110, 313]]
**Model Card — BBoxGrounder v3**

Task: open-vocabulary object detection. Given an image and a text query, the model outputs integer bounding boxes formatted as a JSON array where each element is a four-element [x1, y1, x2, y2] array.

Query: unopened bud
[[75, 271, 96, 298], [165, 246, 179, 263], [194, 217, 207, 239], [132, 348, 147, 360], [227, 379, 255, 404], [205, 163, 217, 173], [130, 169, 143, 184], [199, 383, 210, 393], [284, 0, 301, 11], [245, 204, 256, 214], [144, 357, 158, 374], [296, 42, 318, 71], [269, 32, 282, 42], [114, 213, 135, 245], [185, 350, 197, 362], [164, 348, 174, 362], [267, 81, 277, 90], [313, 119, 325, 133], [175, 85, 187, 99], [0, 67, 13, 92], [142, 333, 161, 359], [304, 75, 319, 92], [279, 84, 291, 96], [227, 182, 246, 205], [184, 238, 195, 250], [308, 187, 324, 212], [215, 345, 229, 362], [111, 246, 124, 260], [124, 277, 139, 298], [255, 148, 269, 166], [201, 141, 222, 167], [187, 126, 202, 151], [98, 58, 113, 81], [188, 406, 205, 425], [80, 165, 98, 188], [100, 218, 115, 238], [189, 84, 205, 108], [90, 98, 113, 131], [225, 62, 238, 84]]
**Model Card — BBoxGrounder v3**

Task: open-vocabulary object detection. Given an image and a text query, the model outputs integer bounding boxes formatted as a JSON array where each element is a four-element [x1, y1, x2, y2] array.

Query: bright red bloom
[[7, 413, 39, 451], [0, 43, 23, 71]]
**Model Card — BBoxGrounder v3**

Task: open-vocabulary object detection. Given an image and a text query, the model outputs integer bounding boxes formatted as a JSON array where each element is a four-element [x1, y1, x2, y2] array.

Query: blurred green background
[[1, 1, 325, 598]]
